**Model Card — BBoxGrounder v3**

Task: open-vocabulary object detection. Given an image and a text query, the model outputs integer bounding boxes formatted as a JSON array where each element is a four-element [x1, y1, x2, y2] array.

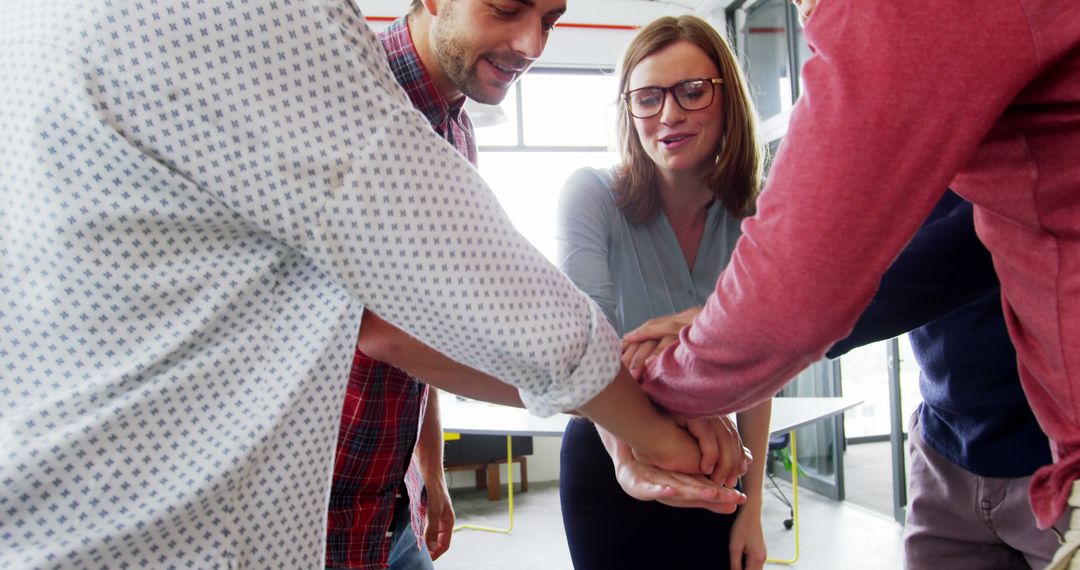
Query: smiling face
[[429, 0, 565, 104], [627, 40, 725, 177]]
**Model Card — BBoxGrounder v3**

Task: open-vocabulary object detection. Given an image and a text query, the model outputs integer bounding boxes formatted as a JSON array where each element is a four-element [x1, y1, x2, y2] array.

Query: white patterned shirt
[[0, 1, 619, 568]]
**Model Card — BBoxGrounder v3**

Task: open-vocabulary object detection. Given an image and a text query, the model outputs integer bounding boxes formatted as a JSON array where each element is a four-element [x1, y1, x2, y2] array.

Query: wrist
[[418, 464, 447, 487]]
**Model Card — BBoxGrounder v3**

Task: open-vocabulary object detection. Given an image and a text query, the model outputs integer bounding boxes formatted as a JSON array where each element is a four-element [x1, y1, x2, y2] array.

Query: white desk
[[769, 396, 862, 435], [439, 397, 571, 437]]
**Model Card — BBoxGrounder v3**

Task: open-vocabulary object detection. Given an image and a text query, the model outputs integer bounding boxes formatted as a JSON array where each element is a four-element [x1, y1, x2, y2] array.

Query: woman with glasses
[[556, 15, 771, 570]]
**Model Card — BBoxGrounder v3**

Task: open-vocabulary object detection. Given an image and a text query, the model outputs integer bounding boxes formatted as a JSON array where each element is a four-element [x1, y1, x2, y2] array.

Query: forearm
[[414, 391, 447, 482], [736, 401, 772, 512], [358, 311, 524, 408]]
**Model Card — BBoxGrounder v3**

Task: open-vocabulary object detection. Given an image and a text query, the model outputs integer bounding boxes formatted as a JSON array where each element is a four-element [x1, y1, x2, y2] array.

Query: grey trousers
[[904, 413, 1065, 570]]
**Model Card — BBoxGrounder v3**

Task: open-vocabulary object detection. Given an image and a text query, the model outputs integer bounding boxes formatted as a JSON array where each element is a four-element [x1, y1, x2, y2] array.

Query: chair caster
[[784, 518, 794, 530]]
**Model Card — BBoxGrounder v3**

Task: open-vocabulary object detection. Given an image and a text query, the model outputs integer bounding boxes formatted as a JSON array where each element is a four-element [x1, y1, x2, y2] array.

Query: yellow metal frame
[[766, 431, 800, 565], [450, 434, 516, 534]]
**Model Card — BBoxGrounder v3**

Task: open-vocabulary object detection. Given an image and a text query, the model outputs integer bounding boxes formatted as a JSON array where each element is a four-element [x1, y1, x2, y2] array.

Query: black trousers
[[559, 418, 737, 570]]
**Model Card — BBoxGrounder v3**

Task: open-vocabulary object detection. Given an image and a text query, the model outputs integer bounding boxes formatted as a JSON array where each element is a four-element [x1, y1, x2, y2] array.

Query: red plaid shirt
[[325, 15, 476, 570]]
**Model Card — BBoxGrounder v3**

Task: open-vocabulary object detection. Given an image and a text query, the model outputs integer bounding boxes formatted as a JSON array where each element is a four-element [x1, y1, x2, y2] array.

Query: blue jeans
[[386, 498, 433, 570]]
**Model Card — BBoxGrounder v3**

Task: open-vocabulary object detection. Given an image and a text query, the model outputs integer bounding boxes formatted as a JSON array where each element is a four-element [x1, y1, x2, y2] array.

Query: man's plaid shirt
[[324, 14, 476, 570]]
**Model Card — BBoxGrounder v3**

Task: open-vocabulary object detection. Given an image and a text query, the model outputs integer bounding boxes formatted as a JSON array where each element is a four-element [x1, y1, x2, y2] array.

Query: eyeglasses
[[622, 77, 723, 119]]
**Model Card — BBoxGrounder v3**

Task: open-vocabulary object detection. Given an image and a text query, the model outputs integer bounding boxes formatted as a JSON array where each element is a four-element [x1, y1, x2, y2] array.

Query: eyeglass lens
[[628, 79, 716, 118]]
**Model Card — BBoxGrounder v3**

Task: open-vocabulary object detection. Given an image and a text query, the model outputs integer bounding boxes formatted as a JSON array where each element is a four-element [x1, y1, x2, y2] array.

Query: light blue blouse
[[556, 167, 743, 335]]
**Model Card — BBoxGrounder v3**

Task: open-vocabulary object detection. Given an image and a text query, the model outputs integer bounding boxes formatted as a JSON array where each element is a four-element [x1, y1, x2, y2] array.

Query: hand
[[683, 415, 752, 486], [620, 307, 702, 378], [630, 419, 706, 476], [602, 431, 746, 515], [423, 476, 455, 560], [792, 0, 818, 25], [729, 506, 767, 570]]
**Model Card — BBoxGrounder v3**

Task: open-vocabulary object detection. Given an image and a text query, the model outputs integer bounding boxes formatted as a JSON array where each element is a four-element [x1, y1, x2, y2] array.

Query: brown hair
[[612, 15, 765, 224]]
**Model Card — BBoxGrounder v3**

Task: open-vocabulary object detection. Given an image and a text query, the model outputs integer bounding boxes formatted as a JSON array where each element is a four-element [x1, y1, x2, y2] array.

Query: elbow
[[356, 331, 397, 364], [356, 311, 408, 366]]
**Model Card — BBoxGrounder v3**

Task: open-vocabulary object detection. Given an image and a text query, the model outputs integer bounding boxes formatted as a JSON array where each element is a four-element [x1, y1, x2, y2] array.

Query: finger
[[655, 334, 678, 354], [730, 543, 743, 570], [658, 479, 722, 501], [658, 497, 741, 514], [628, 340, 657, 376], [724, 446, 752, 487], [621, 343, 638, 370], [660, 471, 747, 504], [685, 420, 719, 475], [642, 335, 678, 368], [425, 522, 440, 558], [745, 550, 765, 570], [703, 418, 734, 481], [429, 515, 454, 560], [625, 309, 698, 344], [431, 529, 452, 560], [622, 320, 672, 344], [638, 468, 720, 500], [643, 337, 679, 369]]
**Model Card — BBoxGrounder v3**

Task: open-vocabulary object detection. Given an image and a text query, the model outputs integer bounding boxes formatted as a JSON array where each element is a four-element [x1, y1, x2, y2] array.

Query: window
[[474, 69, 620, 262], [735, 0, 796, 121], [478, 152, 618, 260], [840, 337, 921, 439], [519, 72, 619, 148]]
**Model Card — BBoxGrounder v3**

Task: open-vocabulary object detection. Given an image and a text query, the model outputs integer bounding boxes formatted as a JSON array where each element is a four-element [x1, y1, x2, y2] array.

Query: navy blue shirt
[[829, 192, 1050, 478]]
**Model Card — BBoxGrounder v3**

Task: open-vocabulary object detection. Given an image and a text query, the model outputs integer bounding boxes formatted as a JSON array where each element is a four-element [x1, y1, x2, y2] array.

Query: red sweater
[[641, 0, 1080, 528]]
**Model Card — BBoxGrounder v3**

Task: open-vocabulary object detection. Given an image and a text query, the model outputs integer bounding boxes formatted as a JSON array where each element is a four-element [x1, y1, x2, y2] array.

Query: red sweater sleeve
[[640, 0, 1038, 417]]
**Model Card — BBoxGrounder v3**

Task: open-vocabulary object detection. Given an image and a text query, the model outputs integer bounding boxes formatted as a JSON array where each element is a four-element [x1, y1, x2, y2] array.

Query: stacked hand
[[597, 414, 751, 514], [608, 307, 752, 509]]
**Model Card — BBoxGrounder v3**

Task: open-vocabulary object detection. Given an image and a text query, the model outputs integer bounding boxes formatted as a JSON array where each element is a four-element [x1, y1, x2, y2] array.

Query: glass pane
[[519, 73, 620, 147], [839, 337, 921, 439], [840, 341, 891, 438], [739, 0, 793, 119], [792, 14, 812, 98], [477, 151, 619, 261], [782, 361, 841, 486], [473, 84, 520, 147]]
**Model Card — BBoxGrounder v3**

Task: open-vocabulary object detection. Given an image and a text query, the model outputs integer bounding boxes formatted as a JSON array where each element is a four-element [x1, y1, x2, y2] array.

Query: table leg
[[767, 431, 800, 565], [453, 435, 515, 534]]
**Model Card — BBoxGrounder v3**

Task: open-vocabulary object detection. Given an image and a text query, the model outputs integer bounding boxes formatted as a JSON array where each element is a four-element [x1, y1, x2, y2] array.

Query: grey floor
[[845, 440, 909, 519], [436, 476, 903, 570]]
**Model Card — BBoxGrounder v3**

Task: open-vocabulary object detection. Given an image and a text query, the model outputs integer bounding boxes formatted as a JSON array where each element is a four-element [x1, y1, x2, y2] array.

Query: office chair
[[767, 433, 795, 530]]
